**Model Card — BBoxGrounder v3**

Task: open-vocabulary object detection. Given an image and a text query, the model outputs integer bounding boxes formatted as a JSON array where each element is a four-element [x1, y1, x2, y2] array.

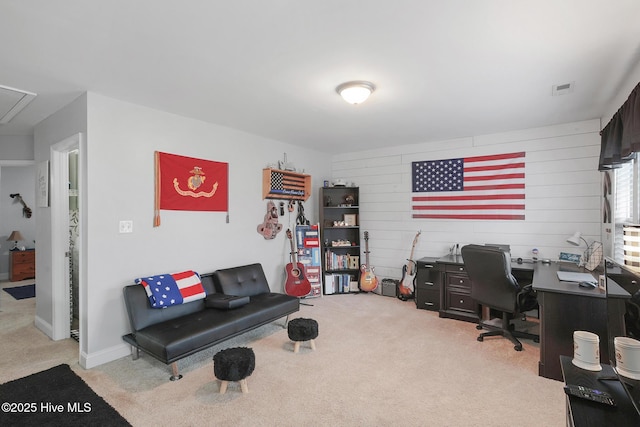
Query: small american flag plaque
[[262, 168, 311, 201]]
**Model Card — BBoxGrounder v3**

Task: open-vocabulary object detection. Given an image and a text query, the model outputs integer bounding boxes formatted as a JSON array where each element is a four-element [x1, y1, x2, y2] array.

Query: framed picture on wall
[[37, 160, 49, 207]]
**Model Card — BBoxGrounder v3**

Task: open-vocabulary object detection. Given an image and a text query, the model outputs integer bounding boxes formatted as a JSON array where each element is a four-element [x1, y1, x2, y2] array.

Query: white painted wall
[[0, 165, 36, 279], [35, 92, 331, 368], [0, 135, 34, 160], [0, 136, 36, 280], [601, 62, 640, 126], [34, 93, 87, 341], [332, 120, 602, 281]]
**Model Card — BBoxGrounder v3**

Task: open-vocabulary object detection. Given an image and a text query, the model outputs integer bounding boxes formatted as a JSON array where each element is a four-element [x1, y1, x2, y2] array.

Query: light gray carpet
[[0, 281, 565, 426]]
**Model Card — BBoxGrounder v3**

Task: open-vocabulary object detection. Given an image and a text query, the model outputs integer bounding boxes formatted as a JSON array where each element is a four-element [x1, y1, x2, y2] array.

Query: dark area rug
[[0, 364, 130, 426], [3, 284, 35, 300]]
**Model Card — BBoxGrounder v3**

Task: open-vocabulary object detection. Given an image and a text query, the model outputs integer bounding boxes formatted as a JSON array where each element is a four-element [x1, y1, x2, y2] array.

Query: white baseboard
[[34, 315, 53, 338], [80, 342, 131, 369]]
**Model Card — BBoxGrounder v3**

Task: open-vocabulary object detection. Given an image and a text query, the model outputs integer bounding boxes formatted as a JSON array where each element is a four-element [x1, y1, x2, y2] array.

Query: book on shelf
[[324, 273, 356, 294], [325, 250, 358, 270]]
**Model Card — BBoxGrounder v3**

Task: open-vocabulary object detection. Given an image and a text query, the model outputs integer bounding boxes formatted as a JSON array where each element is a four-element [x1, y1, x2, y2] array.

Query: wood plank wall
[[330, 119, 602, 281]]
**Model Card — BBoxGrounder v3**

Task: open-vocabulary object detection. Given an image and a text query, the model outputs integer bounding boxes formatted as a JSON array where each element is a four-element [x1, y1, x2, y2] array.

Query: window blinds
[[615, 161, 634, 264]]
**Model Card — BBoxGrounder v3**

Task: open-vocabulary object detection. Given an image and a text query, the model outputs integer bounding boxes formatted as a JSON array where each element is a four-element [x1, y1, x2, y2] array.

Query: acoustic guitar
[[359, 231, 378, 292], [398, 230, 421, 299], [285, 229, 312, 297]]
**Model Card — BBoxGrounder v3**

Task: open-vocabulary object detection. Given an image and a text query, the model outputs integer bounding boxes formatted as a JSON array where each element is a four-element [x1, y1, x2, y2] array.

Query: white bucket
[[572, 331, 601, 371], [615, 336, 640, 380]]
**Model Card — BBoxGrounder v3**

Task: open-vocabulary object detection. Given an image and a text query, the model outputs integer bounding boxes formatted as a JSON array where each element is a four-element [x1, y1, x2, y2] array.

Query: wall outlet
[[119, 220, 133, 233]]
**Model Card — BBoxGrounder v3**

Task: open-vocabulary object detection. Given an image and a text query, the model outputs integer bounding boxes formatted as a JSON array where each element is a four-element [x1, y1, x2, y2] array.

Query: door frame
[[50, 133, 85, 354]]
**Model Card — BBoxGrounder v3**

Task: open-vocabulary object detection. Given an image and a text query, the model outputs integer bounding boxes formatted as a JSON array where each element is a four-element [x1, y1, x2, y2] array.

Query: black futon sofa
[[122, 263, 299, 380]]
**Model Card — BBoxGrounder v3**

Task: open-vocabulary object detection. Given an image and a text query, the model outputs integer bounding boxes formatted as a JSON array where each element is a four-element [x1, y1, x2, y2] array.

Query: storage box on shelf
[[319, 186, 360, 294]]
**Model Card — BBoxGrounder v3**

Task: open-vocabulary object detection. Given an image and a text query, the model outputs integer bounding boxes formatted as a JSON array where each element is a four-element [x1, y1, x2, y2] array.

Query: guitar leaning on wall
[[285, 229, 312, 297], [398, 230, 421, 301], [359, 231, 378, 292]]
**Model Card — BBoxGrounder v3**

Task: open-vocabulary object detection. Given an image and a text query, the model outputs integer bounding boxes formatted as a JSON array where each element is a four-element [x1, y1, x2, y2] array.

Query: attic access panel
[[0, 85, 37, 124]]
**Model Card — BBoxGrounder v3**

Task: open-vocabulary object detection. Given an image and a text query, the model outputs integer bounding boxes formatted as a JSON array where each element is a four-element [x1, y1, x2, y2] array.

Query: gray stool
[[287, 318, 318, 353], [213, 347, 255, 394]]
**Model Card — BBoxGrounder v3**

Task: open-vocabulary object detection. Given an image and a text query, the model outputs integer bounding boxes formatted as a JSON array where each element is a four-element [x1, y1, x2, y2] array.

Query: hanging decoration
[[9, 193, 32, 218], [257, 201, 282, 239]]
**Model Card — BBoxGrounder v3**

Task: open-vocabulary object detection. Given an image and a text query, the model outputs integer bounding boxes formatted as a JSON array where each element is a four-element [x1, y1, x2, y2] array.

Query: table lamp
[[7, 230, 24, 251]]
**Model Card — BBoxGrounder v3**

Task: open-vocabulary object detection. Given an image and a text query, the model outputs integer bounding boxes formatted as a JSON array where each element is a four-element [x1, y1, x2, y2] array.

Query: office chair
[[461, 244, 539, 351]]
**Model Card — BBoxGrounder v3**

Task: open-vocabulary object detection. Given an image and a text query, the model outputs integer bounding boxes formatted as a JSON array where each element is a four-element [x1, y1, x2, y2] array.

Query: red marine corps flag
[[154, 151, 228, 226]]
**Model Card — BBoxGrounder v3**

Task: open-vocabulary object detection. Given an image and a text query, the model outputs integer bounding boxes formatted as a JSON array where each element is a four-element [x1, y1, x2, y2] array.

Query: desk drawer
[[446, 273, 471, 289], [446, 288, 476, 313], [415, 285, 439, 311], [12, 251, 35, 263], [445, 264, 466, 274]]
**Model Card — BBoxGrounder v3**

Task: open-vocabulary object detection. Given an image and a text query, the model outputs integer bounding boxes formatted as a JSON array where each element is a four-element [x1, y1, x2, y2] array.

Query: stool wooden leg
[[219, 380, 228, 394], [294, 341, 300, 353], [240, 379, 249, 394], [309, 339, 316, 350]]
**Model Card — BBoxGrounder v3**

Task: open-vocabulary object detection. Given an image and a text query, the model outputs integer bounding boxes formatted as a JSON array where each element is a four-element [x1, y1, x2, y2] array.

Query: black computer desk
[[432, 256, 629, 382], [531, 261, 629, 381]]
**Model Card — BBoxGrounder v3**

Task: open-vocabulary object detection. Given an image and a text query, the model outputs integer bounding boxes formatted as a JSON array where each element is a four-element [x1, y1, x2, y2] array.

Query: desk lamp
[[7, 230, 24, 251], [567, 232, 603, 271]]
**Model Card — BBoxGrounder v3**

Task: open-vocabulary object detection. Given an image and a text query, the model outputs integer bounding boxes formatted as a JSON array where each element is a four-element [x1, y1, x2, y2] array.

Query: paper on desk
[[556, 271, 597, 283]]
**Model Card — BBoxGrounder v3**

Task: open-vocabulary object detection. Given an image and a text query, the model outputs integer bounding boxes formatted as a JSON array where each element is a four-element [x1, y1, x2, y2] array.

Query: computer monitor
[[604, 257, 640, 415]]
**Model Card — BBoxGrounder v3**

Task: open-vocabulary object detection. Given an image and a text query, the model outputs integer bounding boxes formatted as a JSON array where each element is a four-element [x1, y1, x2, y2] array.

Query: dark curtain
[[599, 81, 640, 170]]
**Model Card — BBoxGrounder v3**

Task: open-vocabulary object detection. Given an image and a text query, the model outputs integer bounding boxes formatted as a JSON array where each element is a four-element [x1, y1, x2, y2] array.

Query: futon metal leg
[[169, 362, 183, 381], [283, 315, 290, 329], [131, 346, 140, 360]]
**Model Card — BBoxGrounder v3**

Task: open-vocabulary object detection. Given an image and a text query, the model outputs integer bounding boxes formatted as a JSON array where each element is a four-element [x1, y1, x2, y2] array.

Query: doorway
[[51, 134, 84, 359], [69, 149, 79, 341]]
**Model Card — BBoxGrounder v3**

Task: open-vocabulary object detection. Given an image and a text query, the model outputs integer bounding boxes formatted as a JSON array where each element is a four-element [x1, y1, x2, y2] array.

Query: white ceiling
[[1, 1, 639, 154]]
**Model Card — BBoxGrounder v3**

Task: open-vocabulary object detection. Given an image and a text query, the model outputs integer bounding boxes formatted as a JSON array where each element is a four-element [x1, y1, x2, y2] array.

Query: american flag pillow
[[136, 270, 206, 308]]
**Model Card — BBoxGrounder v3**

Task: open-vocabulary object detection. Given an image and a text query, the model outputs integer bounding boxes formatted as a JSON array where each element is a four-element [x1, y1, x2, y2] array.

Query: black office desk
[[432, 256, 629, 382], [435, 254, 535, 323], [532, 262, 629, 381], [561, 355, 640, 426]]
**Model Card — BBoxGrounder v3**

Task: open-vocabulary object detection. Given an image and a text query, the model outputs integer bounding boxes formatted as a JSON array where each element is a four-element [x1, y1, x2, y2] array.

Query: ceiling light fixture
[[336, 81, 375, 105]]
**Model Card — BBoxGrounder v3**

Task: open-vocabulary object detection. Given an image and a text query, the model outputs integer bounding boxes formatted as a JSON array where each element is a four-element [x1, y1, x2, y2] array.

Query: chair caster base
[[477, 336, 484, 342]]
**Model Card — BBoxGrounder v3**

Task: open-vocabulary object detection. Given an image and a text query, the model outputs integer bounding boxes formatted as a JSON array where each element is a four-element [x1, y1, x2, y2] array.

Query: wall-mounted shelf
[[262, 168, 311, 201]]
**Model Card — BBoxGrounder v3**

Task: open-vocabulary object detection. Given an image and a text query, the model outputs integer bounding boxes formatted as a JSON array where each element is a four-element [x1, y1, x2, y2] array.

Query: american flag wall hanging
[[411, 151, 525, 220]]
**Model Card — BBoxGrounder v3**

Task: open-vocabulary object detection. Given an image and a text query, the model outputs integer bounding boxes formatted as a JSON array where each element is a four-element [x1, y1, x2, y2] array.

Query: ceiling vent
[[552, 82, 574, 96], [0, 84, 37, 124]]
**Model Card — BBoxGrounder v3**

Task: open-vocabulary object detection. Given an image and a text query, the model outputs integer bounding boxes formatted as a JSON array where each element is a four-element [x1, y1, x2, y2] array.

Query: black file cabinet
[[415, 257, 440, 311]]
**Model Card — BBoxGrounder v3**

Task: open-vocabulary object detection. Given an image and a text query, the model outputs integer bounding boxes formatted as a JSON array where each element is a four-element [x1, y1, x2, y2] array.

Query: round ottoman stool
[[213, 347, 255, 394], [287, 318, 318, 353]]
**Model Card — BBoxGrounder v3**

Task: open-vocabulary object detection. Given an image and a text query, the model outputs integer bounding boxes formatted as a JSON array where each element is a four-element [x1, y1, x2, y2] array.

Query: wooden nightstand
[[9, 250, 35, 281]]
